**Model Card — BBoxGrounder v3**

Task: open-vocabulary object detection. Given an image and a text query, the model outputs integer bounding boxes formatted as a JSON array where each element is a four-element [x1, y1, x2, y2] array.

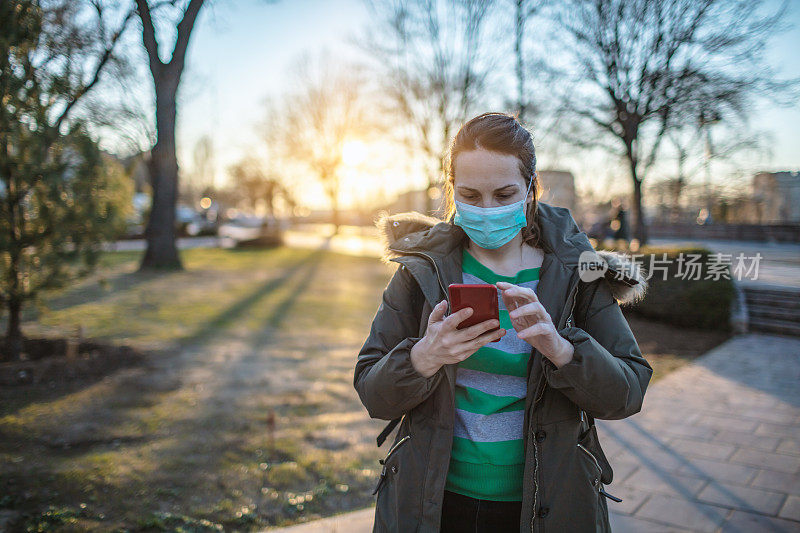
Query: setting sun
[[342, 139, 367, 166]]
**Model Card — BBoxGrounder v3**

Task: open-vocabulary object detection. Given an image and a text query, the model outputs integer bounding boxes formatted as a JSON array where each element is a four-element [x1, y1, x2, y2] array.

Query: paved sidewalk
[[267, 333, 800, 533], [595, 333, 800, 532]]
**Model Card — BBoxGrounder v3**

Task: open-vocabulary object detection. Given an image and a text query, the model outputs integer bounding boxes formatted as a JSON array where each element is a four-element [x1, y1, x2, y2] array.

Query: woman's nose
[[479, 199, 503, 208]]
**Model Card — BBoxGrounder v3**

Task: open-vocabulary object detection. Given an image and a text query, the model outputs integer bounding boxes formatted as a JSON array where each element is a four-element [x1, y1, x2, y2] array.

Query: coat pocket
[[577, 426, 624, 503], [577, 424, 614, 484], [373, 435, 411, 496], [577, 441, 603, 489]]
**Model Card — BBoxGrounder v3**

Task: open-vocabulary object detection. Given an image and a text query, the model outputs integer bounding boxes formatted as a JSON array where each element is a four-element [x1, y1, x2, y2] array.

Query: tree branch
[[170, 0, 205, 73], [135, 0, 162, 74], [54, 6, 137, 133]]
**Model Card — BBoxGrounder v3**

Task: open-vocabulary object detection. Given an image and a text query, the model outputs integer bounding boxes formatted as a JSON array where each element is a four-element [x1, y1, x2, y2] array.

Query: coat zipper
[[561, 274, 582, 329], [565, 276, 625, 505], [388, 248, 450, 311], [577, 443, 602, 475], [530, 275, 582, 533], [384, 434, 412, 461]]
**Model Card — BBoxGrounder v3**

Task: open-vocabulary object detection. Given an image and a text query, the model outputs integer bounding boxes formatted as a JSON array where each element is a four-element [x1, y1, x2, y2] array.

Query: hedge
[[611, 246, 735, 331]]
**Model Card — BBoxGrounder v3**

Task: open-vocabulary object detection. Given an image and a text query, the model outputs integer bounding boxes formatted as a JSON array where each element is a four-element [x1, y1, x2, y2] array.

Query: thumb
[[428, 299, 448, 325]]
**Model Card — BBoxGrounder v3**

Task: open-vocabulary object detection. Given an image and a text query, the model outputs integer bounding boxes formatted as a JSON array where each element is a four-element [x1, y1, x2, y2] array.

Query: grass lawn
[[0, 244, 729, 531]]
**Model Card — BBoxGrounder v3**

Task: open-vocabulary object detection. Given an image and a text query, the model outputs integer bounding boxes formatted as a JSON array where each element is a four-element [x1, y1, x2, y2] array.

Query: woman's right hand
[[410, 300, 506, 378]]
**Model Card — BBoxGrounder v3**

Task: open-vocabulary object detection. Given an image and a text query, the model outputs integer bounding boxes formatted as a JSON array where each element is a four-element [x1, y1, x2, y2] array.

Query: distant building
[[752, 171, 800, 223], [389, 188, 437, 214], [377, 169, 576, 217], [537, 170, 576, 211]]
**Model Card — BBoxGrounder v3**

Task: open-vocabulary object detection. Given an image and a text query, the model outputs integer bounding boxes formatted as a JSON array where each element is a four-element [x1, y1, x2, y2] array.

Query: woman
[[354, 112, 652, 533]]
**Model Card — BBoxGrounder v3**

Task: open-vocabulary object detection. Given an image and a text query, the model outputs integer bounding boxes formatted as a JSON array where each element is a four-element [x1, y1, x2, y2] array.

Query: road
[[105, 228, 799, 288]]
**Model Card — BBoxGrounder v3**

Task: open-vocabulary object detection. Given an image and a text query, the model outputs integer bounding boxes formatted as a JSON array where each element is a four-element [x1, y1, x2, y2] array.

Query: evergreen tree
[[1, 0, 133, 361]]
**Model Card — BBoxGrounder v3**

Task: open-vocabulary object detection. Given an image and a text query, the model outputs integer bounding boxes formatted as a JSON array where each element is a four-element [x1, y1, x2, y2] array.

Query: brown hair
[[443, 112, 542, 249]]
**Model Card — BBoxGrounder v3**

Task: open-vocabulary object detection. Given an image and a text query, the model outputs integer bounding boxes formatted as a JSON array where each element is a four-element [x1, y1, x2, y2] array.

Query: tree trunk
[[2, 298, 23, 361], [139, 74, 183, 271], [3, 174, 24, 361], [331, 196, 340, 235], [426, 177, 436, 217], [625, 141, 648, 245], [631, 175, 648, 246], [515, 0, 526, 123]]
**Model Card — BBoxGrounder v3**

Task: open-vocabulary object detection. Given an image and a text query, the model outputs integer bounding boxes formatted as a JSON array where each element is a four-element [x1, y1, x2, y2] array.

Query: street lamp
[[698, 109, 722, 218]]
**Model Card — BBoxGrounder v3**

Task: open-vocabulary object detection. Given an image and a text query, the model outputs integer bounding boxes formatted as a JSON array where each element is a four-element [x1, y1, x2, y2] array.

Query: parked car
[[218, 215, 283, 247]]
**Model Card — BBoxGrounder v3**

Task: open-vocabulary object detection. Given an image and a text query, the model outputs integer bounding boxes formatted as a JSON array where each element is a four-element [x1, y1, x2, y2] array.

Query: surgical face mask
[[453, 177, 534, 250]]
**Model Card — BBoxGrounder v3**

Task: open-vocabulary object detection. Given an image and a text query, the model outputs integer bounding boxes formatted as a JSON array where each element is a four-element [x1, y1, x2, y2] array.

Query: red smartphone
[[447, 283, 501, 332]]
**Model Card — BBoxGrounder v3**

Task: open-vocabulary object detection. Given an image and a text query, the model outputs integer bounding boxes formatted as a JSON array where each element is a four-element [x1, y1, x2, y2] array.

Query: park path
[[265, 332, 800, 533]]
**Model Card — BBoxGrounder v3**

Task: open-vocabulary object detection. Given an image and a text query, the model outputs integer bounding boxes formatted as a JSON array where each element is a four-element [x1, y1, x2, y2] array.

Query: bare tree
[[354, 0, 500, 215], [509, 0, 547, 125], [262, 50, 374, 233], [135, 0, 205, 271], [553, 0, 797, 244], [227, 157, 290, 220]]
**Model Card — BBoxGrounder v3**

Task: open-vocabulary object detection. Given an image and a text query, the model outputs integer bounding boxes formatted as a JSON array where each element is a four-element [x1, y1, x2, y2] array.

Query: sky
[[144, 0, 800, 210]]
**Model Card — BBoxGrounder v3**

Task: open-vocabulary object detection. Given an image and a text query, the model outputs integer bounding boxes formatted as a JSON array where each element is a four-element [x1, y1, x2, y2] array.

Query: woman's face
[[453, 148, 530, 209]]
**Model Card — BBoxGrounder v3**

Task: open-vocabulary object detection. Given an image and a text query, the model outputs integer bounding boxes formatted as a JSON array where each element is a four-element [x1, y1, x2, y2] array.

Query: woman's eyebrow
[[457, 184, 518, 192]]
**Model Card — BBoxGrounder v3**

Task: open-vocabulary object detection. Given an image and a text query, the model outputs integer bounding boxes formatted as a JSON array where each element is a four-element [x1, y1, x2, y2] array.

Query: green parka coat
[[354, 202, 653, 533]]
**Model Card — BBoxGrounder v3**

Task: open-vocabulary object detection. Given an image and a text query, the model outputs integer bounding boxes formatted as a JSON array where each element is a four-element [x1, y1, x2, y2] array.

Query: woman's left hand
[[496, 281, 575, 368]]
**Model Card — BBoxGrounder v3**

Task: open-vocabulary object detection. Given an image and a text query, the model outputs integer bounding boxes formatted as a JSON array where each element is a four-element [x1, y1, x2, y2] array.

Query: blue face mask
[[454, 178, 534, 250]]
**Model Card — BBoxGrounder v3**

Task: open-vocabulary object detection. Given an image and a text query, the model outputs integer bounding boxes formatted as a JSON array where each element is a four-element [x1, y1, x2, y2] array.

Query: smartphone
[[447, 283, 501, 332]]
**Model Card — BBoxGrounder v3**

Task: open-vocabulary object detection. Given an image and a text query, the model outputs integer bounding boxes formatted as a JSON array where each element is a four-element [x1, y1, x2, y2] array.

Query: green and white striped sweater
[[444, 248, 540, 502]]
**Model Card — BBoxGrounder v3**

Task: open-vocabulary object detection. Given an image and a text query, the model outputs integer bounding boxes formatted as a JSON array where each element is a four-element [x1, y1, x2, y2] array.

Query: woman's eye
[[497, 195, 512, 200]]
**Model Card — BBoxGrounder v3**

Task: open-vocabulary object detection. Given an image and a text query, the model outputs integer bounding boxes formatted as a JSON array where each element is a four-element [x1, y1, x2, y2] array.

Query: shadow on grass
[[31, 270, 154, 317], [176, 244, 329, 350], [0, 238, 386, 523], [0, 240, 329, 422], [0, 241, 328, 424]]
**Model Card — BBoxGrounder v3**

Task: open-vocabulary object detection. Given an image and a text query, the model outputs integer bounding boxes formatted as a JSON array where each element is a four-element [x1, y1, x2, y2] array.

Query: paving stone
[[667, 436, 737, 461], [634, 408, 702, 426], [729, 447, 800, 474], [739, 408, 799, 425], [266, 508, 375, 533], [620, 468, 708, 499], [601, 484, 650, 516], [720, 510, 800, 533], [676, 457, 759, 485], [777, 439, 800, 456], [597, 419, 674, 449], [612, 446, 691, 475], [778, 495, 800, 522], [755, 421, 800, 440], [696, 479, 787, 515], [751, 469, 800, 495], [692, 414, 760, 433], [608, 511, 693, 532], [634, 494, 729, 532], [593, 433, 628, 459], [648, 421, 718, 441], [610, 459, 641, 484], [712, 428, 781, 453]]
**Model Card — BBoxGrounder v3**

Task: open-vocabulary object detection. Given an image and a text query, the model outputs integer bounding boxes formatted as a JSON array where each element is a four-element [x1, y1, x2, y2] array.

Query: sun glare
[[342, 140, 367, 166]]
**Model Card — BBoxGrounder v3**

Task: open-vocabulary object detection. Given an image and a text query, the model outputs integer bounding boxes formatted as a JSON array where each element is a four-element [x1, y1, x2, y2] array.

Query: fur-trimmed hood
[[375, 204, 647, 305]]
